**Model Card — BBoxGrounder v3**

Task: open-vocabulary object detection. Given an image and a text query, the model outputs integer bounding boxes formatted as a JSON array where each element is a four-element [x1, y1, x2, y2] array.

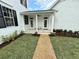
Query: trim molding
[[0, 0, 13, 7]]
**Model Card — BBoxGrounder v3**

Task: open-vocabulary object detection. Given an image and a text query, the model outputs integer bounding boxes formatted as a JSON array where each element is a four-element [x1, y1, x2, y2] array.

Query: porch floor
[[25, 29, 51, 34]]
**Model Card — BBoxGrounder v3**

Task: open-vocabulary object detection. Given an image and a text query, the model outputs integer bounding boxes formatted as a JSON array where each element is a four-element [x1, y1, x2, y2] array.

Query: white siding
[[0, 0, 27, 44], [53, 0, 79, 31], [1, 0, 28, 12]]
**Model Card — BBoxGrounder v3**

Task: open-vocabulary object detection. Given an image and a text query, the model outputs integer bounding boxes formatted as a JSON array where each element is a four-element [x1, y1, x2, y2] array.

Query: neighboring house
[[0, 0, 79, 43]]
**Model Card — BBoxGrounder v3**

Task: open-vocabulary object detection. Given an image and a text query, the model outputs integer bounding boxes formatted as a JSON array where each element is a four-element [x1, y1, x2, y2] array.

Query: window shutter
[[13, 10, 18, 26], [25, 0, 27, 8], [20, 0, 23, 4], [0, 5, 6, 28]]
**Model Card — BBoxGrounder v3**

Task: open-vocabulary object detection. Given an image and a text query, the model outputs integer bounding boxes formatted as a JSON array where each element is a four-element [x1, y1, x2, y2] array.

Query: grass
[[50, 36, 79, 59], [0, 34, 38, 59]]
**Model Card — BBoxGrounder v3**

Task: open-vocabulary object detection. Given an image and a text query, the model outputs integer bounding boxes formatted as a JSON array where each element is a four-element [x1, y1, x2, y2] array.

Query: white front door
[[43, 17, 48, 29], [30, 19, 33, 28], [44, 20, 47, 28]]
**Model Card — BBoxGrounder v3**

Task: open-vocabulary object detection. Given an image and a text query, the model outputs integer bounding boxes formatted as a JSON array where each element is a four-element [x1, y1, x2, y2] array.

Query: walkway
[[33, 34, 57, 59]]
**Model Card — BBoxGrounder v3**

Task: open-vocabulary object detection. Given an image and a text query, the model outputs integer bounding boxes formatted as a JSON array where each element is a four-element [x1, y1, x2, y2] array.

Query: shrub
[[53, 29, 56, 32], [56, 29, 63, 36], [11, 31, 17, 40], [75, 31, 79, 38], [20, 31, 24, 35], [77, 34, 79, 38], [50, 29, 79, 38], [1, 30, 24, 44], [72, 31, 77, 38], [64, 30, 67, 33], [49, 32, 56, 36], [2, 35, 12, 42], [68, 30, 73, 33], [63, 30, 76, 37], [33, 32, 40, 36], [56, 29, 63, 33], [66, 30, 73, 37], [63, 29, 67, 36], [74, 31, 78, 34]]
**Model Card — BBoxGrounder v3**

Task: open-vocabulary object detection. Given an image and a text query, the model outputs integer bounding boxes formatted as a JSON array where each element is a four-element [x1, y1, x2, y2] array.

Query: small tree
[[68, 30, 73, 37], [63, 30, 67, 36]]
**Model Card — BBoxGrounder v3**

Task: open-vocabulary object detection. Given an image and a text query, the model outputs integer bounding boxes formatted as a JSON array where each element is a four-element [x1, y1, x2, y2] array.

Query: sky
[[28, 0, 57, 10]]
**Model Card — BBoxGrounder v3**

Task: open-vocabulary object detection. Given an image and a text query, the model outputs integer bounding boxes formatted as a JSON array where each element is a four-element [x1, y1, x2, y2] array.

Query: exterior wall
[[0, 0, 27, 44], [53, 0, 79, 31], [1, 0, 28, 12]]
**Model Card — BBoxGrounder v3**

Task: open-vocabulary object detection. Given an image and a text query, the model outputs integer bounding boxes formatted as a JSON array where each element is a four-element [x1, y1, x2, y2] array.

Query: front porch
[[25, 28, 51, 34], [22, 10, 56, 34]]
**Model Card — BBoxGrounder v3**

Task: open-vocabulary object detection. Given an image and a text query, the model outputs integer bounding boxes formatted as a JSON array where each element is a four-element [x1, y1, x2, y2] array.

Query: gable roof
[[22, 0, 60, 14], [48, 0, 60, 10]]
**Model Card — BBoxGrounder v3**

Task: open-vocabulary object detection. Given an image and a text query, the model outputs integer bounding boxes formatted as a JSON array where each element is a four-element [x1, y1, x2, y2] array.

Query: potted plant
[[33, 32, 40, 36]]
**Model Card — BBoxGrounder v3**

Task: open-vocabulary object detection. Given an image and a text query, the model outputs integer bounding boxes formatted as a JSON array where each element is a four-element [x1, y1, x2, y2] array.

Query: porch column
[[51, 13, 55, 33], [36, 14, 38, 32]]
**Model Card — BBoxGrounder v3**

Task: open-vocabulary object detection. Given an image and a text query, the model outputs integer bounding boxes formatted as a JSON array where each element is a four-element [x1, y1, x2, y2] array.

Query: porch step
[[38, 32, 50, 34]]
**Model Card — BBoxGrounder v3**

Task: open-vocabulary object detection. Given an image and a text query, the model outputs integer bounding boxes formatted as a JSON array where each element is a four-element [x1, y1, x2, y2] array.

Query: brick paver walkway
[[33, 34, 57, 59]]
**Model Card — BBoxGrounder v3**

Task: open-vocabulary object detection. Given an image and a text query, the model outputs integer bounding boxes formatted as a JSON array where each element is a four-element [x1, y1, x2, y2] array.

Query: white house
[[0, 0, 28, 44], [0, 0, 56, 36], [0, 0, 79, 43], [0, 0, 28, 36]]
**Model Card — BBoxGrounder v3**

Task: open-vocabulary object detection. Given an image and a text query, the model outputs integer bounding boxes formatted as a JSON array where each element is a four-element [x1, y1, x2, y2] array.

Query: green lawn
[[0, 34, 38, 59], [50, 36, 79, 59]]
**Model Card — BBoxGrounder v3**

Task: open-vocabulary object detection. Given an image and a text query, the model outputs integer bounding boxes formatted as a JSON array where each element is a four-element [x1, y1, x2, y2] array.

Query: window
[[44, 20, 47, 27], [20, 0, 27, 8], [0, 5, 6, 28], [24, 15, 28, 25], [5, 18, 14, 26], [2, 6, 14, 26], [0, 4, 18, 28]]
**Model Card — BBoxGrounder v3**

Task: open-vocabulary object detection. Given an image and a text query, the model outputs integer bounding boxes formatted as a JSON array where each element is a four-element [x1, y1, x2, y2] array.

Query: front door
[[30, 20, 33, 27], [43, 17, 48, 29], [44, 20, 47, 28]]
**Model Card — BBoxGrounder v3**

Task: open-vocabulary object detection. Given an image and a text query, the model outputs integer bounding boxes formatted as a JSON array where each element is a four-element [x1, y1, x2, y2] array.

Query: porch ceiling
[[21, 10, 55, 15]]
